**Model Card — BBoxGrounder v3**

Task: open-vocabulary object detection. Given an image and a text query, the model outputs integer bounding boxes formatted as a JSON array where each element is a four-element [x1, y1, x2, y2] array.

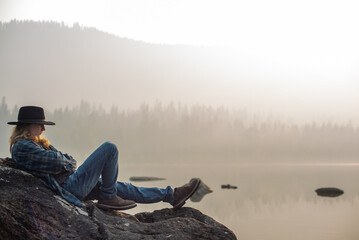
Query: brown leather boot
[[97, 195, 137, 210], [172, 178, 201, 210]]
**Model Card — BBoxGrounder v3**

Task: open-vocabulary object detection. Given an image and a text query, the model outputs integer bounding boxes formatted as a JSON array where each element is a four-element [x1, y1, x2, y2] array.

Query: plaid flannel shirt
[[11, 139, 84, 207]]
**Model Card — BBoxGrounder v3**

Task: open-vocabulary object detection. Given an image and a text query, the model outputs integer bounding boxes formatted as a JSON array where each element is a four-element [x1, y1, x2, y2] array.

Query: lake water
[[116, 162, 359, 240]]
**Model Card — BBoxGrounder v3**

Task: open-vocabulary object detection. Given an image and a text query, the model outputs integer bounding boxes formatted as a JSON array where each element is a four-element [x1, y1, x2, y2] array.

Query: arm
[[12, 139, 76, 174], [49, 145, 76, 165]]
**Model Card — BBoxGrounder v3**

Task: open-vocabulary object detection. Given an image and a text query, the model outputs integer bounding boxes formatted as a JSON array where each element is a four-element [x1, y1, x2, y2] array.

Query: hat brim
[[7, 121, 55, 125]]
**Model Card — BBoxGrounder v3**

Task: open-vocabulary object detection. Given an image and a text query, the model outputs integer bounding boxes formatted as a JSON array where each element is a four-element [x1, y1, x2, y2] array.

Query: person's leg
[[116, 182, 174, 204], [85, 178, 201, 210], [110, 178, 201, 208], [62, 142, 119, 200]]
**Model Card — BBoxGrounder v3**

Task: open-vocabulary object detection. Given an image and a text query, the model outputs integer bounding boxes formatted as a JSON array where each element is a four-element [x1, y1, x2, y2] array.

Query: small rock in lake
[[129, 176, 166, 182], [315, 187, 344, 197], [221, 184, 237, 189]]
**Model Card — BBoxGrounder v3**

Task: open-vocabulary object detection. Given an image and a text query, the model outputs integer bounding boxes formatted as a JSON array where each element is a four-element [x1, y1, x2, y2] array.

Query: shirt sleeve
[[12, 139, 76, 174], [49, 144, 77, 170]]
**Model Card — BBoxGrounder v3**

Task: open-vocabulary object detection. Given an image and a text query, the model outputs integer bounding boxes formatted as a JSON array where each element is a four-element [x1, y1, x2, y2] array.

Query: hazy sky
[[0, 0, 358, 124]]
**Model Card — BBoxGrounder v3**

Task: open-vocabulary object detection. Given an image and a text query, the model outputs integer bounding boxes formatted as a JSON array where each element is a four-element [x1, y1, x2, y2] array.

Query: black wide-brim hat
[[7, 106, 55, 125]]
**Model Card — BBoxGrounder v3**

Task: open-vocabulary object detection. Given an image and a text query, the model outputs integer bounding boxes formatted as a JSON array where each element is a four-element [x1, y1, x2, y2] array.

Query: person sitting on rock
[[8, 106, 201, 210]]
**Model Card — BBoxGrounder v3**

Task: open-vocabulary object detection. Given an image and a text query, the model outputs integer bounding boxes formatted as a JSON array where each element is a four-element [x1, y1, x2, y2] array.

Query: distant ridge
[[0, 20, 236, 110], [1, 20, 356, 125]]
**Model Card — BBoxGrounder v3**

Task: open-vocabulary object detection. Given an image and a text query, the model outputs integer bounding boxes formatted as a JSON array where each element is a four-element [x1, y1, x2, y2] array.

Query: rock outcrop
[[0, 159, 236, 240]]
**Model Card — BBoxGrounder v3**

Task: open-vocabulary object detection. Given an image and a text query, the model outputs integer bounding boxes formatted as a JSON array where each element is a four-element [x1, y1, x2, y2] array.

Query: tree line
[[1, 97, 358, 164]]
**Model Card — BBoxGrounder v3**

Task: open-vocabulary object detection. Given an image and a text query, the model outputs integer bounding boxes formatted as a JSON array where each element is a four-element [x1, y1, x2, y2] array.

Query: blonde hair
[[9, 124, 51, 153]]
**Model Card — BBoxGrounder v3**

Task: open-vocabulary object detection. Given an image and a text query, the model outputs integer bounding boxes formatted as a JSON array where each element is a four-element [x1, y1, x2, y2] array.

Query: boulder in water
[[221, 184, 237, 189], [315, 187, 344, 197], [129, 176, 166, 182]]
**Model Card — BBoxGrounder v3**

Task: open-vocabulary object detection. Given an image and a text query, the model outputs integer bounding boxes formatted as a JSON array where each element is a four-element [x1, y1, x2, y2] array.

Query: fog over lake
[[121, 163, 359, 240]]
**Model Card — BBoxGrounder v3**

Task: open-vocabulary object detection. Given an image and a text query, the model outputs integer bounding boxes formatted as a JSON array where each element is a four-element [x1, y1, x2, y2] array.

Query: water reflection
[[120, 162, 359, 240], [190, 180, 213, 202]]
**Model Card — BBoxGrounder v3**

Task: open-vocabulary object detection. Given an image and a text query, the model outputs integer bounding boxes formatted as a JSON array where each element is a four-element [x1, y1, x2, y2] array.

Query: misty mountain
[[0, 20, 242, 110], [1, 20, 357, 125]]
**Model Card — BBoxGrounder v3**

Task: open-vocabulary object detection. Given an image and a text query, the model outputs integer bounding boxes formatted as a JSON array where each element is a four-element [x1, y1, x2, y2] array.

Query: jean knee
[[102, 141, 118, 154]]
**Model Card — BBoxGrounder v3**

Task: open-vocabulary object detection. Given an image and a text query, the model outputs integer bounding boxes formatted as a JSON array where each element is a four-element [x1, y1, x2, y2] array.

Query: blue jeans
[[62, 142, 174, 204]]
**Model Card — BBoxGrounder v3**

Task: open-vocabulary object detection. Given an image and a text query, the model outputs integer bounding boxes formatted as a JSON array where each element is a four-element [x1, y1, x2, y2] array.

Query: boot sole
[[173, 178, 201, 210], [97, 202, 137, 211]]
